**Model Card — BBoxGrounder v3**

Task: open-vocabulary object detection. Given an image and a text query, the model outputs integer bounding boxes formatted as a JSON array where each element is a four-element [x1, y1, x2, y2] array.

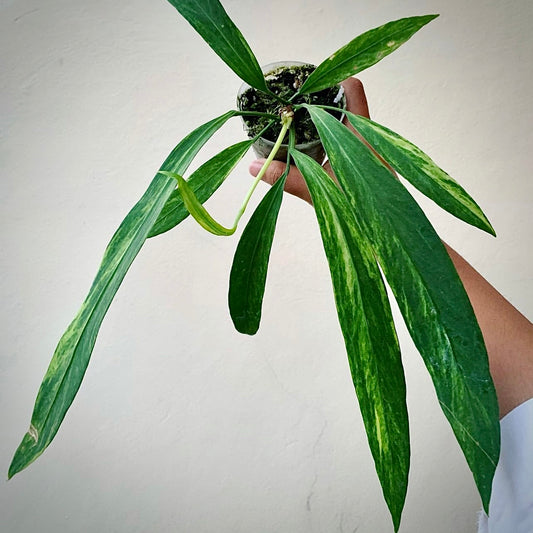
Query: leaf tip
[[7, 461, 20, 480], [423, 14, 440, 23], [478, 216, 496, 237], [8, 448, 26, 480], [230, 313, 260, 336], [8, 425, 46, 479]]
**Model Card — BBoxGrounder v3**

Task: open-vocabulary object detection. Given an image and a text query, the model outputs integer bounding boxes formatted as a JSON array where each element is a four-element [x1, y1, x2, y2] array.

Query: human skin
[[249, 77, 533, 418]]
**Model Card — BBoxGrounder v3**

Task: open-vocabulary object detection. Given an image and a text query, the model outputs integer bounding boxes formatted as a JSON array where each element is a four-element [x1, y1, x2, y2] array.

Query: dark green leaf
[[306, 105, 500, 513], [150, 137, 253, 237], [343, 111, 495, 235], [9, 113, 231, 478], [167, 0, 268, 92], [299, 15, 438, 94], [229, 170, 287, 334], [292, 149, 409, 531]]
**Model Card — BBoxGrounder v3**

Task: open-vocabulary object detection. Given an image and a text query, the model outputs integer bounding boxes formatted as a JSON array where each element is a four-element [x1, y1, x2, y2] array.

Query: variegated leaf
[[9, 113, 233, 478], [299, 15, 438, 94], [344, 111, 495, 235], [292, 149, 409, 531], [305, 104, 500, 513], [166, 0, 268, 92]]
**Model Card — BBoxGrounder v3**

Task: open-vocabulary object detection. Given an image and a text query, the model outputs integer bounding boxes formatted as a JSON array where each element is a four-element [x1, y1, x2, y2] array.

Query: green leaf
[[150, 137, 253, 237], [343, 111, 495, 235], [171, 173, 236, 236], [8, 174, 176, 479], [299, 15, 438, 94], [9, 113, 231, 478], [166, 0, 268, 92], [291, 149, 409, 531], [229, 168, 287, 335], [306, 105, 500, 513]]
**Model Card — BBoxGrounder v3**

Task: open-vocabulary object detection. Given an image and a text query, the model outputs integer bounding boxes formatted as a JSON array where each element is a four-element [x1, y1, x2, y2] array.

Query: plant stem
[[232, 109, 293, 229], [169, 111, 293, 237]]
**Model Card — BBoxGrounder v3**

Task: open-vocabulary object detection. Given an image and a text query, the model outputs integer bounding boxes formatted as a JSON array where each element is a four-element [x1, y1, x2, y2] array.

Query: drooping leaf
[[9, 113, 232, 478], [170, 173, 236, 236], [299, 15, 438, 95], [229, 167, 288, 334], [306, 105, 500, 512], [343, 111, 495, 235], [8, 174, 176, 478], [166, 0, 268, 92], [150, 137, 253, 237], [291, 149, 409, 531]]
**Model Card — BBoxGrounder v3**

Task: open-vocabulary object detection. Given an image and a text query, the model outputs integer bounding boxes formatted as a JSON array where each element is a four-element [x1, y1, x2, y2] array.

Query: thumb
[[249, 158, 285, 185], [342, 77, 370, 119]]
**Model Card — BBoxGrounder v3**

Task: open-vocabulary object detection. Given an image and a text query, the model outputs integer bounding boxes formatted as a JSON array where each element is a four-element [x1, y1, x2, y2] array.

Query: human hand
[[248, 77, 370, 204]]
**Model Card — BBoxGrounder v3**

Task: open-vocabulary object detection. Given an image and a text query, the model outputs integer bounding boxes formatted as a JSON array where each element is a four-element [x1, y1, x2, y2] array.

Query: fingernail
[[249, 159, 266, 176]]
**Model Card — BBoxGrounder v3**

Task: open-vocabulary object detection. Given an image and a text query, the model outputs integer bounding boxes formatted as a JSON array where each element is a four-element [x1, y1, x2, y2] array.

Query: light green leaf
[[228, 168, 287, 335], [306, 105, 500, 513], [299, 15, 438, 95], [150, 137, 253, 237], [166, 0, 268, 92], [9, 113, 232, 478], [343, 111, 495, 235], [171, 174, 236, 236], [292, 149, 409, 531]]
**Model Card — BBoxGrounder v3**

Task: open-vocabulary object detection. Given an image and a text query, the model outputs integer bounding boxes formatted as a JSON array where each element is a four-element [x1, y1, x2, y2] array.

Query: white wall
[[1, 1, 531, 532]]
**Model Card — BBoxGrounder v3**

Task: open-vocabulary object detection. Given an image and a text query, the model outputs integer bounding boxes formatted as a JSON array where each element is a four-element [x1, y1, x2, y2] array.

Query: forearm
[[445, 244, 533, 417]]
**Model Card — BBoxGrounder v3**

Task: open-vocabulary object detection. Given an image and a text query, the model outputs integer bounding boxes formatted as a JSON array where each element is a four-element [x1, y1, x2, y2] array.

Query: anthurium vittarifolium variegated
[[11, 2, 499, 531]]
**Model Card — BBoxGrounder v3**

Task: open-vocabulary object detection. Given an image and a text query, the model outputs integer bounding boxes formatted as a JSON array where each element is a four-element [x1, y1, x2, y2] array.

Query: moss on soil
[[238, 64, 344, 144]]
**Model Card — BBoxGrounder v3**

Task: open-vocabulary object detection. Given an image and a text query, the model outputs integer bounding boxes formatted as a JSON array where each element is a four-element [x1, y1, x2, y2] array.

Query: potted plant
[[9, 1, 500, 531], [237, 61, 346, 163]]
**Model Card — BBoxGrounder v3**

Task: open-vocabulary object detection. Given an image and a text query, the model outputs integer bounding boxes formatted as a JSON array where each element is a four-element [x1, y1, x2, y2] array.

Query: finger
[[249, 159, 312, 204], [341, 77, 370, 118]]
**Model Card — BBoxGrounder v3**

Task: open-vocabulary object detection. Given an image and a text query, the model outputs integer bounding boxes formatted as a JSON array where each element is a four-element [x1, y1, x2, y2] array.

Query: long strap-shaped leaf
[[150, 138, 253, 237], [342, 111, 495, 235], [298, 15, 438, 95], [8, 113, 234, 478], [292, 149, 409, 531], [166, 0, 268, 93], [228, 167, 288, 334], [305, 105, 500, 512]]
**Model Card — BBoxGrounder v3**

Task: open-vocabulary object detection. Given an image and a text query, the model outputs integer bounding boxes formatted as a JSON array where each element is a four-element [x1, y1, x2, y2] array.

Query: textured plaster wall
[[1, 1, 531, 532]]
